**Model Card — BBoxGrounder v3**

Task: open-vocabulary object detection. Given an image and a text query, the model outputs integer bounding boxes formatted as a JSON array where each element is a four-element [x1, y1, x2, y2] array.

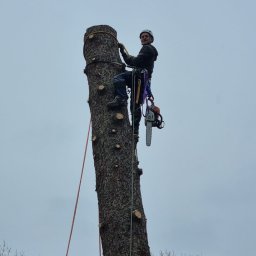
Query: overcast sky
[[0, 0, 255, 256]]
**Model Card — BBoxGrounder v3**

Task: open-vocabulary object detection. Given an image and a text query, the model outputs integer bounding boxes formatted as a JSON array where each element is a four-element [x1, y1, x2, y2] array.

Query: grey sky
[[0, 0, 255, 256]]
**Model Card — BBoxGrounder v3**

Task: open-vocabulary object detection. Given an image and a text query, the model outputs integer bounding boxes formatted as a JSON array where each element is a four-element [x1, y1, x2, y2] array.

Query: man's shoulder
[[142, 44, 158, 56]]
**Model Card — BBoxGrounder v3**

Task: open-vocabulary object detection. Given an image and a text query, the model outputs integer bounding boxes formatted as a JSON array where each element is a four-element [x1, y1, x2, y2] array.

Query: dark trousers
[[113, 71, 142, 130]]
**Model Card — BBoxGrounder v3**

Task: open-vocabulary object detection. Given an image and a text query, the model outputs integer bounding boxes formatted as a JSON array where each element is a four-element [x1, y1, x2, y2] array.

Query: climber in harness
[[107, 29, 158, 140]]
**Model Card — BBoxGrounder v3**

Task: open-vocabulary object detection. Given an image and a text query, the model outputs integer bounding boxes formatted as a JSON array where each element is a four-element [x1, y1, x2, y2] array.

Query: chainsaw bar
[[146, 121, 152, 146], [145, 109, 155, 146]]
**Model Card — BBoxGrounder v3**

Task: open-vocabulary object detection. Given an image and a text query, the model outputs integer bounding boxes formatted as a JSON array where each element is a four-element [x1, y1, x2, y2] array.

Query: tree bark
[[83, 25, 150, 256]]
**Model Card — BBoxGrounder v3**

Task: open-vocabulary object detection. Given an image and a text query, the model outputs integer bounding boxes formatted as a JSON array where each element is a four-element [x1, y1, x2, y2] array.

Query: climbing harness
[[144, 99, 165, 146], [65, 118, 91, 256], [127, 65, 165, 147]]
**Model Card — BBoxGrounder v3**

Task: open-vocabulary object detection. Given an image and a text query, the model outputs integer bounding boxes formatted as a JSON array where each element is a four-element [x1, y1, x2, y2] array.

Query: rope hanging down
[[129, 69, 138, 256], [65, 118, 91, 256]]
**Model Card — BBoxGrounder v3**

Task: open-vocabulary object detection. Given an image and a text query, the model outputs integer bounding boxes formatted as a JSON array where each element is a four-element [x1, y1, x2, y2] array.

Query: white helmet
[[139, 29, 154, 42]]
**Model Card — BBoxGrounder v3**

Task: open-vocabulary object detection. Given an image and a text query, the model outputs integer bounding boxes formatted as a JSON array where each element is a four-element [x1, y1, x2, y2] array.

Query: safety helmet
[[139, 29, 154, 42]]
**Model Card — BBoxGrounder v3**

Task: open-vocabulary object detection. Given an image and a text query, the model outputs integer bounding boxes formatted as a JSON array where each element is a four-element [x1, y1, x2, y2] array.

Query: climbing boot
[[107, 96, 127, 109]]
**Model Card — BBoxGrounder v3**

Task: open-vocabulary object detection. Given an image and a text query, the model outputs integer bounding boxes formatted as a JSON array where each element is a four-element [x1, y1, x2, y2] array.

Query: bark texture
[[83, 25, 150, 256]]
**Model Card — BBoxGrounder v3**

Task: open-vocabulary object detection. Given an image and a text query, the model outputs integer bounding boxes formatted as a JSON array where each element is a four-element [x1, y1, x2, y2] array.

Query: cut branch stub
[[113, 112, 124, 122], [110, 128, 117, 134], [97, 84, 106, 94], [99, 222, 105, 229], [133, 209, 142, 220], [88, 34, 94, 39], [137, 168, 143, 176], [92, 135, 97, 143], [114, 144, 121, 150]]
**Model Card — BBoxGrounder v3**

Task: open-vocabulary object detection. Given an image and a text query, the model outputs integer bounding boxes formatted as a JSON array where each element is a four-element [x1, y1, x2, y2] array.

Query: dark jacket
[[121, 44, 158, 78]]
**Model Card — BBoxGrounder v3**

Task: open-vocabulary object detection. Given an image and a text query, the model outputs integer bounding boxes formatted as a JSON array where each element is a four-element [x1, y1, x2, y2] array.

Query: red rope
[[66, 118, 91, 256]]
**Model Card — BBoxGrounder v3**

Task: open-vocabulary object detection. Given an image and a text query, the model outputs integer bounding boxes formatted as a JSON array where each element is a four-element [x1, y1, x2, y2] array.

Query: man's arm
[[123, 45, 155, 68], [119, 44, 155, 67]]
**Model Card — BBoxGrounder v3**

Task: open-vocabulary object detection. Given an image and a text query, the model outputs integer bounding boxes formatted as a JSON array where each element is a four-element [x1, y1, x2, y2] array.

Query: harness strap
[[135, 79, 141, 104]]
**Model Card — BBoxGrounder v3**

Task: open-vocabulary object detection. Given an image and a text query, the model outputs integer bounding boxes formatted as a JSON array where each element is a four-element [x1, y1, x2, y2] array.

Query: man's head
[[139, 29, 154, 45]]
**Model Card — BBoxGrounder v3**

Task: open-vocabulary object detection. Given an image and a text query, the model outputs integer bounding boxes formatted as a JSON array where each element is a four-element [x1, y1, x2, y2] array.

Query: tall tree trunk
[[83, 25, 150, 256]]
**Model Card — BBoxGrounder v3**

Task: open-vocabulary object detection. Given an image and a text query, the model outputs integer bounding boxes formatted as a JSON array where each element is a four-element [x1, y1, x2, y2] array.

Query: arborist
[[107, 29, 158, 140]]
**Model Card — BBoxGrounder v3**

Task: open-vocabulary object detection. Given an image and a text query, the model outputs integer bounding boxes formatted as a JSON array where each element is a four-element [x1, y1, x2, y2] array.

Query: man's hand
[[118, 43, 125, 51], [118, 43, 127, 55], [118, 42, 127, 57]]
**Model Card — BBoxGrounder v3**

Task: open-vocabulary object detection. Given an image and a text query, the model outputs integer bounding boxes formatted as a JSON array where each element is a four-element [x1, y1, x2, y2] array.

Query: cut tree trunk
[[83, 25, 150, 256]]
